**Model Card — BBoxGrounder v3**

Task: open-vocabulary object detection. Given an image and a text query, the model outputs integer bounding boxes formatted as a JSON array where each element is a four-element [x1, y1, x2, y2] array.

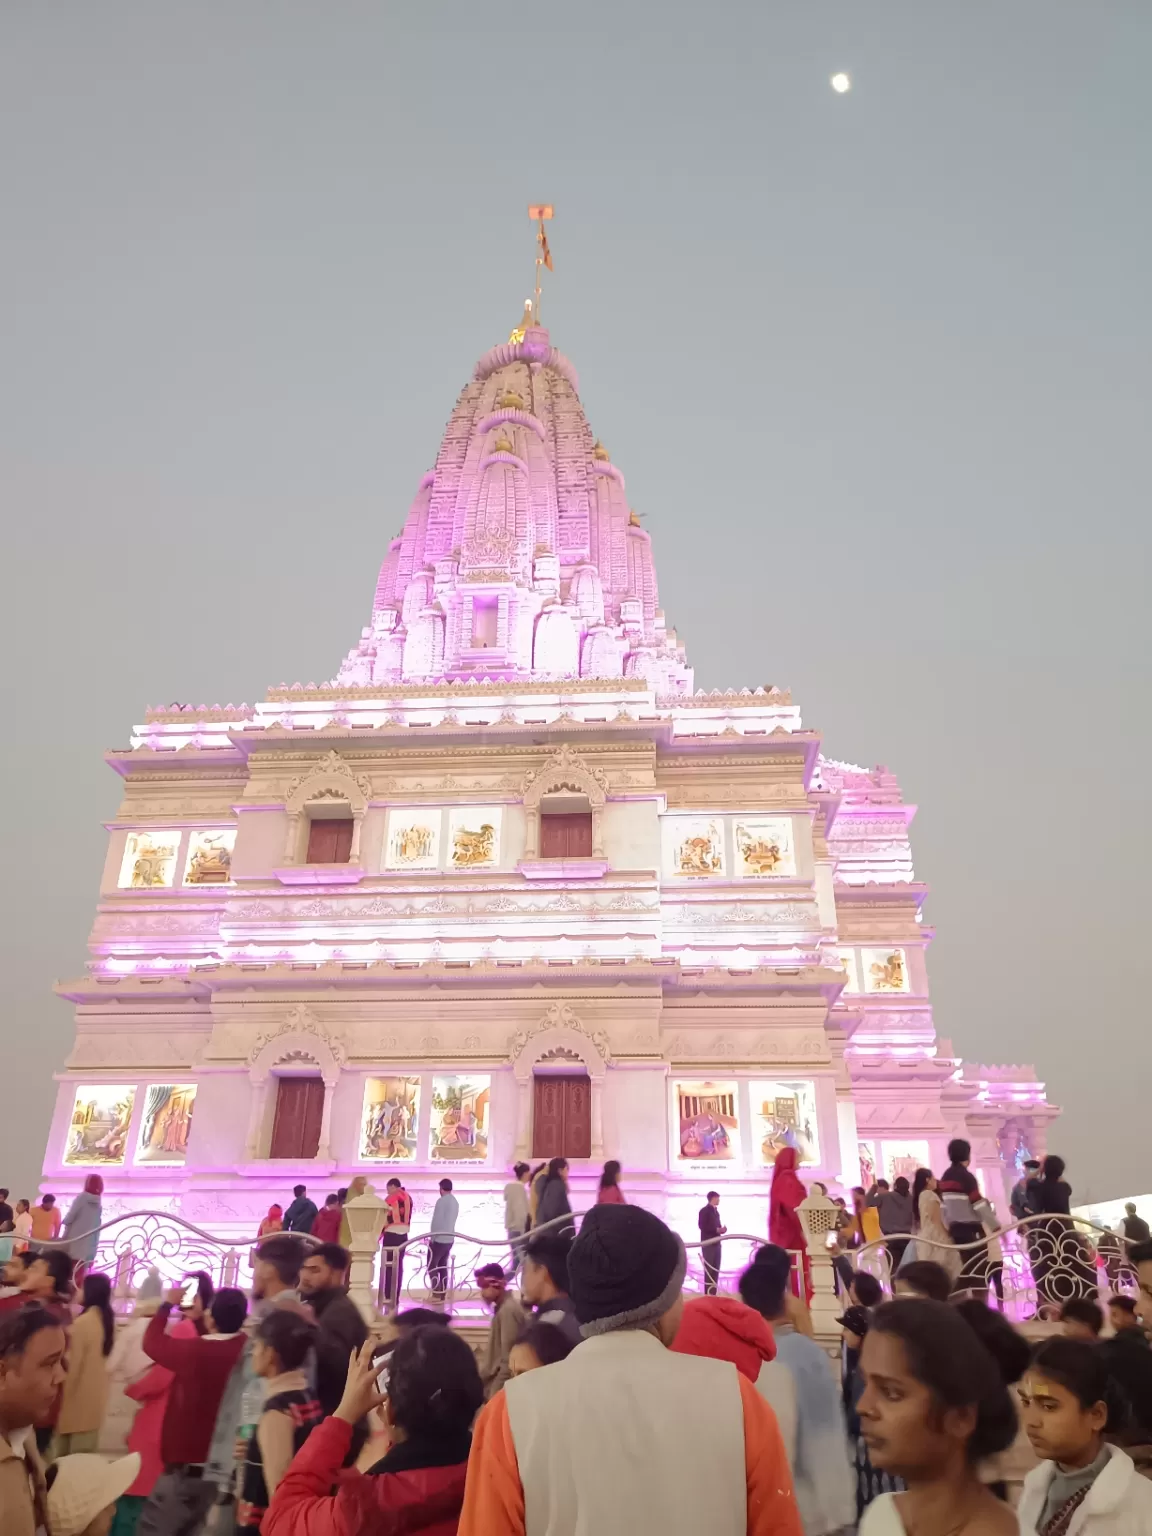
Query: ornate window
[[521, 745, 608, 865], [280, 751, 371, 872]]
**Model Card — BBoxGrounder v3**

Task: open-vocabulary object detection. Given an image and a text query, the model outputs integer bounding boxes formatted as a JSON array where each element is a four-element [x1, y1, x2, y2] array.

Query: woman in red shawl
[[768, 1146, 811, 1296]]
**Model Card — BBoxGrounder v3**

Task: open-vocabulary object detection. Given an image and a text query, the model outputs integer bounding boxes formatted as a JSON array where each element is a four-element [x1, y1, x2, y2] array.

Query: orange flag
[[540, 228, 553, 272]]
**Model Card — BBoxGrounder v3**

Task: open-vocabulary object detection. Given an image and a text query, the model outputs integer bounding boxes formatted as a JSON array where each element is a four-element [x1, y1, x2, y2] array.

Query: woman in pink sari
[[768, 1146, 811, 1296]]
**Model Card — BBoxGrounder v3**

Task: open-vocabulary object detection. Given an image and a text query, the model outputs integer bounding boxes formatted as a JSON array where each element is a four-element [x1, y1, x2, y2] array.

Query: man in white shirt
[[429, 1178, 460, 1303]]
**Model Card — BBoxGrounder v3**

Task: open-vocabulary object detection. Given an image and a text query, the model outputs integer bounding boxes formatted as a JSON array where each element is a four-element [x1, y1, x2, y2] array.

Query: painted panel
[[135, 1085, 197, 1165], [858, 1140, 880, 1188], [430, 1076, 490, 1162], [118, 831, 180, 889], [359, 1076, 421, 1162], [750, 1079, 820, 1167], [883, 1139, 932, 1185], [861, 947, 910, 994], [674, 1079, 740, 1162], [733, 818, 796, 877], [183, 830, 236, 885], [384, 810, 441, 871], [663, 817, 725, 878], [63, 1086, 136, 1166], [447, 808, 502, 869]]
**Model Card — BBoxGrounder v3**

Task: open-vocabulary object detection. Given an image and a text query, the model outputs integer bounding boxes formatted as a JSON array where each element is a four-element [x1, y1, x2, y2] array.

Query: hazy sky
[[1, 4, 1148, 1201]]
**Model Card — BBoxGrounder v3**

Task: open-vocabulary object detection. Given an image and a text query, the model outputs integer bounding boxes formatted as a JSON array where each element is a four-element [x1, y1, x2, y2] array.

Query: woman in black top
[[1027, 1155, 1096, 1307], [535, 1158, 573, 1234], [239, 1310, 324, 1530]]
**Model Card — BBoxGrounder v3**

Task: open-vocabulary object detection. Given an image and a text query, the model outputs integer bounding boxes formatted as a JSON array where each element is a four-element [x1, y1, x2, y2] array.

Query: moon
[[831, 72, 851, 94]]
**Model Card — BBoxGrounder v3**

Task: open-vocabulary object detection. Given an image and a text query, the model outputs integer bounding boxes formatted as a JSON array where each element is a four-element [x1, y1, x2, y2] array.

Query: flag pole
[[527, 205, 553, 324]]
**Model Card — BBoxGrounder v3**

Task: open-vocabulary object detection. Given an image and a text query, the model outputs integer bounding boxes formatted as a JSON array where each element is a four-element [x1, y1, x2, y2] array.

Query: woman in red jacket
[[596, 1161, 626, 1205], [768, 1147, 811, 1297], [264, 1326, 484, 1536]]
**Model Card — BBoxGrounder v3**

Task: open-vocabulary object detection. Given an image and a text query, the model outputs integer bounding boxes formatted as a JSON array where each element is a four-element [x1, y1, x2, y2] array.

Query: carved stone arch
[[521, 745, 609, 859], [282, 751, 371, 865], [508, 1001, 608, 1161], [244, 1005, 346, 1162]]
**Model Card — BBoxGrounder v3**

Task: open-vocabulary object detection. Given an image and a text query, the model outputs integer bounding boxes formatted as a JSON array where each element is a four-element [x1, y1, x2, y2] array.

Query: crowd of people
[[6, 1145, 1152, 1536]]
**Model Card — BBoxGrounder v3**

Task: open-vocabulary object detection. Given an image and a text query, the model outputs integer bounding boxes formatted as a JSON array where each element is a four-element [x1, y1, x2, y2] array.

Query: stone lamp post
[[798, 1191, 842, 1336], [344, 1183, 388, 1322]]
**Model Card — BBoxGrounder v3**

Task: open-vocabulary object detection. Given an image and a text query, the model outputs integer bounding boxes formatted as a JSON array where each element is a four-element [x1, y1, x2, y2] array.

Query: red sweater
[[264, 1417, 468, 1536], [143, 1304, 246, 1466], [311, 1207, 343, 1244]]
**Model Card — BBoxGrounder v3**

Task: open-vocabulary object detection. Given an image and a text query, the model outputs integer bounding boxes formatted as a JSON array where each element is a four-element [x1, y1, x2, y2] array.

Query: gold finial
[[628, 508, 641, 527], [508, 299, 532, 346], [593, 440, 610, 461], [499, 389, 525, 410], [528, 204, 554, 324], [493, 432, 515, 454]]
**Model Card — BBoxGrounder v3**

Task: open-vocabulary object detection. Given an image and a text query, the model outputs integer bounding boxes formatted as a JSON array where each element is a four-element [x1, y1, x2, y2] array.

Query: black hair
[[475, 1264, 506, 1283], [1024, 1159, 1041, 1171], [1029, 1337, 1117, 1427], [1129, 1241, 1152, 1268], [0, 1304, 66, 1360], [325, 1193, 340, 1207], [952, 1300, 1031, 1385], [910, 1169, 933, 1228], [386, 1178, 402, 1190], [394, 1307, 452, 1333], [1042, 1154, 1066, 1182], [947, 1138, 971, 1164], [256, 1308, 317, 1371], [255, 1233, 306, 1287], [706, 1190, 720, 1202], [738, 1244, 792, 1320], [894, 1261, 952, 1303], [439, 1178, 453, 1193], [523, 1233, 571, 1295], [544, 1158, 568, 1183], [337, 1188, 349, 1204], [293, 1184, 307, 1198], [515, 1320, 575, 1367], [599, 1160, 621, 1190], [387, 1325, 484, 1438], [893, 1176, 910, 1198], [528, 1163, 547, 1184], [852, 1271, 883, 1308], [210, 1287, 248, 1335], [8, 1252, 36, 1273], [1061, 1298, 1104, 1336], [309, 1243, 350, 1273], [186, 1271, 214, 1309], [875, 1179, 890, 1190], [82, 1272, 115, 1356], [37, 1250, 74, 1297], [41, 1195, 56, 1208], [0, 1190, 7, 1200], [1111, 1295, 1139, 1315], [870, 1299, 1018, 1461], [513, 1162, 530, 1180]]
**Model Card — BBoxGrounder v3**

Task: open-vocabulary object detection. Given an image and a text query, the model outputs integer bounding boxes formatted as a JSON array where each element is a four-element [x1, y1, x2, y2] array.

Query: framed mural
[[136, 1085, 197, 1165], [430, 1076, 490, 1161], [664, 817, 725, 878], [63, 1085, 137, 1166], [447, 808, 501, 870], [883, 1140, 932, 1185], [674, 1080, 739, 1161], [385, 810, 441, 871], [118, 831, 180, 889], [861, 947, 910, 993], [359, 1077, 421, 1161], [750, 1079, 820, 1166], [858, 1140, 879, 1189], [183, 830, 236, 885], [734, 818, 796, 877]]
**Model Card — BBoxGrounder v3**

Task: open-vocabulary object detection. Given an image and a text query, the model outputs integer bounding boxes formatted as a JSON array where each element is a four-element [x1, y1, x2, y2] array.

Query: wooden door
[[269, 1076, 325, 1159], [540, 813, 593, 859], [532, 1074, 592, 1159], [306, 818, 354, 864]]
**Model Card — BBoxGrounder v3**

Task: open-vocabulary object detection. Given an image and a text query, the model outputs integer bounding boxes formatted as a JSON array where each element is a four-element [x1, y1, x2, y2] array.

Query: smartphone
[[179, 1279, 199, 1310]]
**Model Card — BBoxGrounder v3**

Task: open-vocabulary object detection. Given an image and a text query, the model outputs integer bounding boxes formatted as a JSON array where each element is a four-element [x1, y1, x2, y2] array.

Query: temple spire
[[528, 203, 554, 323]]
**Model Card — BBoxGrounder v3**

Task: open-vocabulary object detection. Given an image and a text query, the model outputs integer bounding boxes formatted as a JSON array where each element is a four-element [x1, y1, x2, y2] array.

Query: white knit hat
[[47, 1453, 141, 1536]]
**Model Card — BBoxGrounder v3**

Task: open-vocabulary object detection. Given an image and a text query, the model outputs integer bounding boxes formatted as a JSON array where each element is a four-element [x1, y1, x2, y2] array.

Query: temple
[[45, 303, 1057, 1248]]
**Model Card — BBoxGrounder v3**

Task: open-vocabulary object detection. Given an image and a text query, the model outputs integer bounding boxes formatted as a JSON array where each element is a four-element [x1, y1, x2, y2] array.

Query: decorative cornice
[[264, 679, 652, 703], [508, 1001, 612, 1064]]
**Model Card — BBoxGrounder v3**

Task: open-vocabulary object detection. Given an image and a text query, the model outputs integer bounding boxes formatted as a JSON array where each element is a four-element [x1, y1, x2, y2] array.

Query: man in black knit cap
[[458, 1203, 800, 1536]]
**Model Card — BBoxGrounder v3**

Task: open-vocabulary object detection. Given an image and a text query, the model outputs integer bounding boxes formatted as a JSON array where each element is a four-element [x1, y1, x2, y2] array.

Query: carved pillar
[[590, 1077, 605, 1161], [349, 813, 364, 864], [514, 1077, 532, 1159], [345, 1184, 389, 1322], [524, 808, 539, 861], [245, 1081, 269, 1161], [591, 807, 604, 859], [283, 812, 303, 866], [316, 1080, 336, 1161]]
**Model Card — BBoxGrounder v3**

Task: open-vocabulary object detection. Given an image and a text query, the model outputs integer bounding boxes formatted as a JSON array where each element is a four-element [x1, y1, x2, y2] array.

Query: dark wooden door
[[269, 1076, 325, 1159], [540, 813, 593, 859], [306, 818, 354, 864], [532, 1074, 592, 1159]]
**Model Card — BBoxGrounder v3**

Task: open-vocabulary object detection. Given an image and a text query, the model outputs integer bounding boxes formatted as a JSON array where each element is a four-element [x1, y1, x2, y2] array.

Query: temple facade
[[45, 312, 1057, 1247]]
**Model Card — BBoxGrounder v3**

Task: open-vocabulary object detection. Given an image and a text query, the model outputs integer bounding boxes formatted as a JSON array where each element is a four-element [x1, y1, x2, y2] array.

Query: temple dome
[[336, 323, 691, 691]]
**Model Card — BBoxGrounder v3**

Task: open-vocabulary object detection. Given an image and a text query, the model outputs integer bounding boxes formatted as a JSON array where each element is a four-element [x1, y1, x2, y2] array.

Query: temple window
[[269, 1075, 325, 1159], [305, 815, 355, 865], [540, 793, 594, 859], [532, 1068, 592, 1159]]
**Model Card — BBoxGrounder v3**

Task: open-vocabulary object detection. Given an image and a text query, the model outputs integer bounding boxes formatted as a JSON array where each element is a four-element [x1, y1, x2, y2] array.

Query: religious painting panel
[[359, 1076, 421, 1162], [430, 1076, 490, 1162], [183, 830, 236, 885], [63, 1085, 137, 1166], [447, 808, 501, 870], [861, 947, 910, 994], [118, 831, 180, 889], [674, 1079, 739, 1162], [663, 817, 725, 878], [135, 1085, 197, 1165], [750, 1079, 820, 1167], [858, 1140, 879, 1189], [883, 1140, 932, 1186], [384, 810, 441, 871], [733, 818, 796, 878]]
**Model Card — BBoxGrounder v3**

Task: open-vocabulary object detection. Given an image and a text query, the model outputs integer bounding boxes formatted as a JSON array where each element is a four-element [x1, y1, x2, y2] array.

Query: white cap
[[47, 1453, 141, 1536]]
